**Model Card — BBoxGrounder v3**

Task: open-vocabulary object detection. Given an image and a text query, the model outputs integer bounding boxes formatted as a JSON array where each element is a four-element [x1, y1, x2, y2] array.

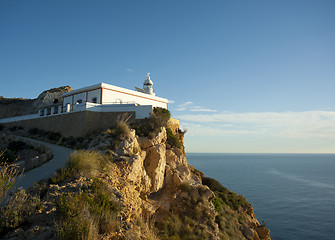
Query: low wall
[[1, 133, 53, 172], [2, 111, 135, 137]]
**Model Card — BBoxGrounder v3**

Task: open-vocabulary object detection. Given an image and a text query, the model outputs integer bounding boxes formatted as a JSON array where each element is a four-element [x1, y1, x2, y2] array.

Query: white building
[[61, 73, 168, 119], [0, 73, 167, 125]]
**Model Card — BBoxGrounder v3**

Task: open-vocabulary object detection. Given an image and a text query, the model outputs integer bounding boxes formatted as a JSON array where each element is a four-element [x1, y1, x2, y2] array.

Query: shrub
[[47, 131, 62, 142], [28, 128, 39, 135], [49, 168, 73, 184], [212, 196, 225, 212], [56, 179, 121, 239], [114, 121, 131, 138], [9, 126, 17, 132], [166, 128, 181, 148], [189, 165, 204, 178], [158, 214, 207, 240], [131, 107, 171, 138], [0, 152, 21, 203], [0, 124, 4, 131], [8, 126, 23, 131], [1, 149, 17, 164], [202, 177, 249, 211], [127, 215, 158, 240], [179, 182, 192, 193], [7, 140, 26, 153], [0, 189, 41, 231]]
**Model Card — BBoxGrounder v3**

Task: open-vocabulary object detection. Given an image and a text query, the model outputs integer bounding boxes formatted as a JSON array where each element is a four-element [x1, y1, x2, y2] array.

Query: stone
[[190, 188, 200, 202], [144, 144, 166, 192], [137, 127, 167, 149], [256, 226, 271, 239], [239, 225, 254, 240]]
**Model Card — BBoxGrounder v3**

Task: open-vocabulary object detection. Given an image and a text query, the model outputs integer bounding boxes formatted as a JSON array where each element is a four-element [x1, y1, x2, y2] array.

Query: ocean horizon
[[187, 153, 335, 240]]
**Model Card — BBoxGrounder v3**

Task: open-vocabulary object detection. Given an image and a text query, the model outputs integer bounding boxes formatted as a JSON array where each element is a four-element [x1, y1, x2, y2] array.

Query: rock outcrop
[[0, 86, 72, 119], [0, 124, 272, 240]]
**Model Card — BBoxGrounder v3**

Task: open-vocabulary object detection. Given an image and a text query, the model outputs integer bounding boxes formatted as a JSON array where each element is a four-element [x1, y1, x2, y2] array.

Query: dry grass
[[50, 150, 111, 184], [0, 151, 22, 204], [66, 150, 105, 178]]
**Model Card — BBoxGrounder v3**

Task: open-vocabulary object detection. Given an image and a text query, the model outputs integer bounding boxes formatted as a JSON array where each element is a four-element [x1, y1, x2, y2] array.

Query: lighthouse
[[143, 73, 155, 95]]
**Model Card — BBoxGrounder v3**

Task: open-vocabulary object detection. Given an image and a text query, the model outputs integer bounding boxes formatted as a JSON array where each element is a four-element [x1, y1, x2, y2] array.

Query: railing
[[0, 113, 40, 123]]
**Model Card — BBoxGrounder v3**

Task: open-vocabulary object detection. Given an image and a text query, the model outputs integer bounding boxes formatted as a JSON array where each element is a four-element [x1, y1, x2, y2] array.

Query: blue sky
[[1, 0, 334, 153]]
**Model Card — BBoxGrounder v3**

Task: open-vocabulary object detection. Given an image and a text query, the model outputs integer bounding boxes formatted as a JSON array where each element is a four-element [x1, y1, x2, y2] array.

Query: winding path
[[11, 136, 73, 190]]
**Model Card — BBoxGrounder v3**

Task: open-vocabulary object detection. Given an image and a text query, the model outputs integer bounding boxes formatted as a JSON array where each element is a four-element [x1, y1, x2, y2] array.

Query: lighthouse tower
[[143, 73, 155, 95]]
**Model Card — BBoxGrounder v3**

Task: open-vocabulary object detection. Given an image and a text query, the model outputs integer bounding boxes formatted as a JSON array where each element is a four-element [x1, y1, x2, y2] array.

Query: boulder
[[144, 144, 166, 192]]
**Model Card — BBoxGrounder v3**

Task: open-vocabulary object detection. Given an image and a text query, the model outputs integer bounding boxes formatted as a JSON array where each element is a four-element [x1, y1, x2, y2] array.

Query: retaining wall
[[2, 111, 135, 137]]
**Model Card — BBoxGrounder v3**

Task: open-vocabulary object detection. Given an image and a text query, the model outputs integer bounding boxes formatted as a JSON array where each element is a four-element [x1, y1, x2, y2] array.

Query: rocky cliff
[[0, 86, 72, 119], [0, 119, 271, 239]]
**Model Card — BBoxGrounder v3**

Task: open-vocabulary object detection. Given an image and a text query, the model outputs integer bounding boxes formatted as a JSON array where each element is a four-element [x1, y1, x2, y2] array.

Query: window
[[53, 99, 59, 104], [76, 99, 82, 104], [92, 97, 97, 103]]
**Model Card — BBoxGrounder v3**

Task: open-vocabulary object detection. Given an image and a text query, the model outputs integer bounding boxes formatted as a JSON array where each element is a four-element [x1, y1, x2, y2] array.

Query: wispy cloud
[[177, 111, 335, 139], [176, 101, 193, 111], [168, 100, 175, 104], [175, 101, 217, 112], [125, 68, 133, 72]]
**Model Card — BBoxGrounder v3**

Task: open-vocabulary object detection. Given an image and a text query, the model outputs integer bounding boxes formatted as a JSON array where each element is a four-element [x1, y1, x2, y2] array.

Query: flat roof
[[62, 82, 168, 103]]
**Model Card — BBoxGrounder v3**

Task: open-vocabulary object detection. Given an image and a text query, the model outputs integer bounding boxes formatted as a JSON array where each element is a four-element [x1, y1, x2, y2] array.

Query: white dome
[[143, 78, 153, 85], [143, 73, 155, 95]]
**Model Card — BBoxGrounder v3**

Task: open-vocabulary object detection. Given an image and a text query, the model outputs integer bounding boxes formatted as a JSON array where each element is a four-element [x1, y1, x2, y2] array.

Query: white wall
[[63, 89, 102, 107], [102, 88, 168, 109], [73, 102, 153, 119], [63, 96, 72, 107], [87, 89, 101, 103], [73, 92, 86, 105], [62, 83, 168, 110]]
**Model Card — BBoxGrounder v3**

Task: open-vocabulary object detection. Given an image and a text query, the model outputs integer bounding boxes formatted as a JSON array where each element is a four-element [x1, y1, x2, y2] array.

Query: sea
[[186, 153, 335, 240]]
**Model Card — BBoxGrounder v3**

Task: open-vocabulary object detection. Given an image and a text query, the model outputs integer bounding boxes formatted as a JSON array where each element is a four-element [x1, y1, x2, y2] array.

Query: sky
[[1, 0, 334, 153]]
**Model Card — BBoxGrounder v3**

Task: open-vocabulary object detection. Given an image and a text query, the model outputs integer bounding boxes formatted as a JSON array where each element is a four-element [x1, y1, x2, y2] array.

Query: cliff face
[[0, 86, 72, 119], [0, 124, 271, 240]]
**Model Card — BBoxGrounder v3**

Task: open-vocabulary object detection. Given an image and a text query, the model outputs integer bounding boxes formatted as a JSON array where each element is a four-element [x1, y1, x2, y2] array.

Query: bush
[[114, 121, 131, 138], [56, 179, 121, 239], [0, 124, 4, 131], [9, 126, 18, 132], [202, 177, 249, 211], [47, 131, 62, 142], [0, 153, 22, 203], [131, 107, 171, 138], [49, 168, 73, 184], [166, 128, 181, 148], [61, 136, 77, 148], [0, 149, 17, 164], [28, 128, 39, 135], [7, 141, 26, 154], [179, 182, 192, 193], [8, 126, 23, 132], [158, 214, 208, 240], [0, 189, 41, 232]]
